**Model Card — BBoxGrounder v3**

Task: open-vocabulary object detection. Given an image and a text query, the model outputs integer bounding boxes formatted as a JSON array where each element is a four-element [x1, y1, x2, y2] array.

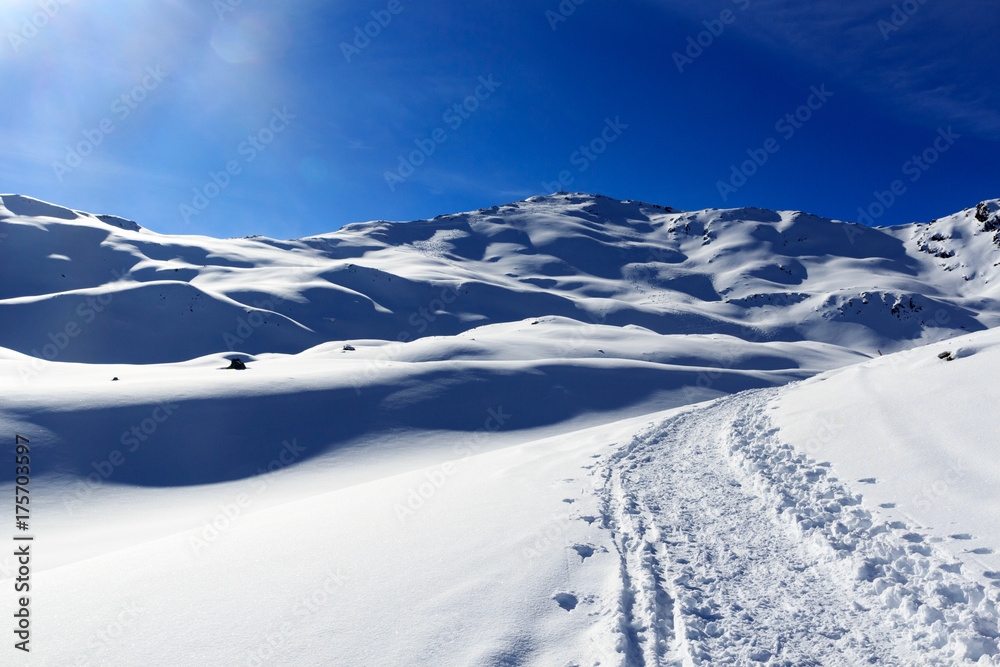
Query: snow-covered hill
[[3, 193, 1000, 365], [1, 193, 998, 665]]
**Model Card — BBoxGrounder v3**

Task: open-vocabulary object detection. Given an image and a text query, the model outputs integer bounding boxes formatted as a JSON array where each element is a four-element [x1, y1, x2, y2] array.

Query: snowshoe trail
[[598, 389, 1000, 665]]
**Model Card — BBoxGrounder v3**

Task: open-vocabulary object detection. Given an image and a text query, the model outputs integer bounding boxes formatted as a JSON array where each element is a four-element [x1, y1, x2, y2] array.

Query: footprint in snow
[[571, 544, 596, 561], [969, 548, 994, 555], [950, 533, 974, 540], [985, 572, 1000, 580], [552, 592, 578, 611], [857, 477, 877, 484], [879, 503, 896, 509], [562, 498, 575, 504], [577, 515, 597, 525]]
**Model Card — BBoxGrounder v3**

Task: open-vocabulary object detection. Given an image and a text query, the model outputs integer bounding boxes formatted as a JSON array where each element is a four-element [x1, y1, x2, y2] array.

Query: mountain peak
[[0, 194, 142, 232], [2, 193, 1000, 364], [0, 194, 81, 221]]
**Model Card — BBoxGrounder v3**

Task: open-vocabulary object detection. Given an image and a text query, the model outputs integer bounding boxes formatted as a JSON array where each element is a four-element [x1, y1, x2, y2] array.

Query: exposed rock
[[976, 202, 991, 222]]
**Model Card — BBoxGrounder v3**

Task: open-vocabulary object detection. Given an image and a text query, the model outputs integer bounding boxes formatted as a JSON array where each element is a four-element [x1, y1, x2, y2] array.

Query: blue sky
[[0, 0, 997, 238]]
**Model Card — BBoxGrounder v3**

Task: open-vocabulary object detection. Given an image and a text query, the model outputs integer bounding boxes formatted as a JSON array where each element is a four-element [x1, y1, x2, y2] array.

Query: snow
[[1, 192, 999, 664], [606, 399, 906, 664], [772, 327, 1000, 603]]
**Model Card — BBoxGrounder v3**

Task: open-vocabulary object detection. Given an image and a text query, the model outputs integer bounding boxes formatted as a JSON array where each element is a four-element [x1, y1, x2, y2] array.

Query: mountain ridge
[[2, 192, 999, 365]]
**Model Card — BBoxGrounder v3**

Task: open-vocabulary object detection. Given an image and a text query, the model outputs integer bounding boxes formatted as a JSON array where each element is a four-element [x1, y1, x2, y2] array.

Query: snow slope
[[5, 338, 999, 665], [1, 193, 999, 665], [604, 378, 1000, 665], [771, 327, 1000, 655], [3, 193, 1000, 365]]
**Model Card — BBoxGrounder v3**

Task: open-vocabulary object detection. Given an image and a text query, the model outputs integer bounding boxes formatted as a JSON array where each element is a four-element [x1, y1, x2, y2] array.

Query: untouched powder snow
[[1, 193, 999, 665]]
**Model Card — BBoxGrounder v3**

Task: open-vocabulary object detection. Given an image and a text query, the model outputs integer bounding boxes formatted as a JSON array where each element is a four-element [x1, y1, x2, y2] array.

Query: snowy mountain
[[1, 192, 999, 665], [3, 192, 1000, 366]]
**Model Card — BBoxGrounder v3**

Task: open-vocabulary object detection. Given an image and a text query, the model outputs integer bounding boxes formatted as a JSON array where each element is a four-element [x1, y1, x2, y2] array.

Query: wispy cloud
[[657, 0, 1000, 140]]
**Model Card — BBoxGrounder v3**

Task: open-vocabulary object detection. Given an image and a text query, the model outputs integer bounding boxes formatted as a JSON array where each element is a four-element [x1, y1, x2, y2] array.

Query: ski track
[[596, 390, 1000, 666]]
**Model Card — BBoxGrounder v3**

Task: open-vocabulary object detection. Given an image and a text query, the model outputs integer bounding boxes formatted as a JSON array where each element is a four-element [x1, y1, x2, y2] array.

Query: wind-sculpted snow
[[2, 192, 1000, 364], [0, 317, 862, 486]]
